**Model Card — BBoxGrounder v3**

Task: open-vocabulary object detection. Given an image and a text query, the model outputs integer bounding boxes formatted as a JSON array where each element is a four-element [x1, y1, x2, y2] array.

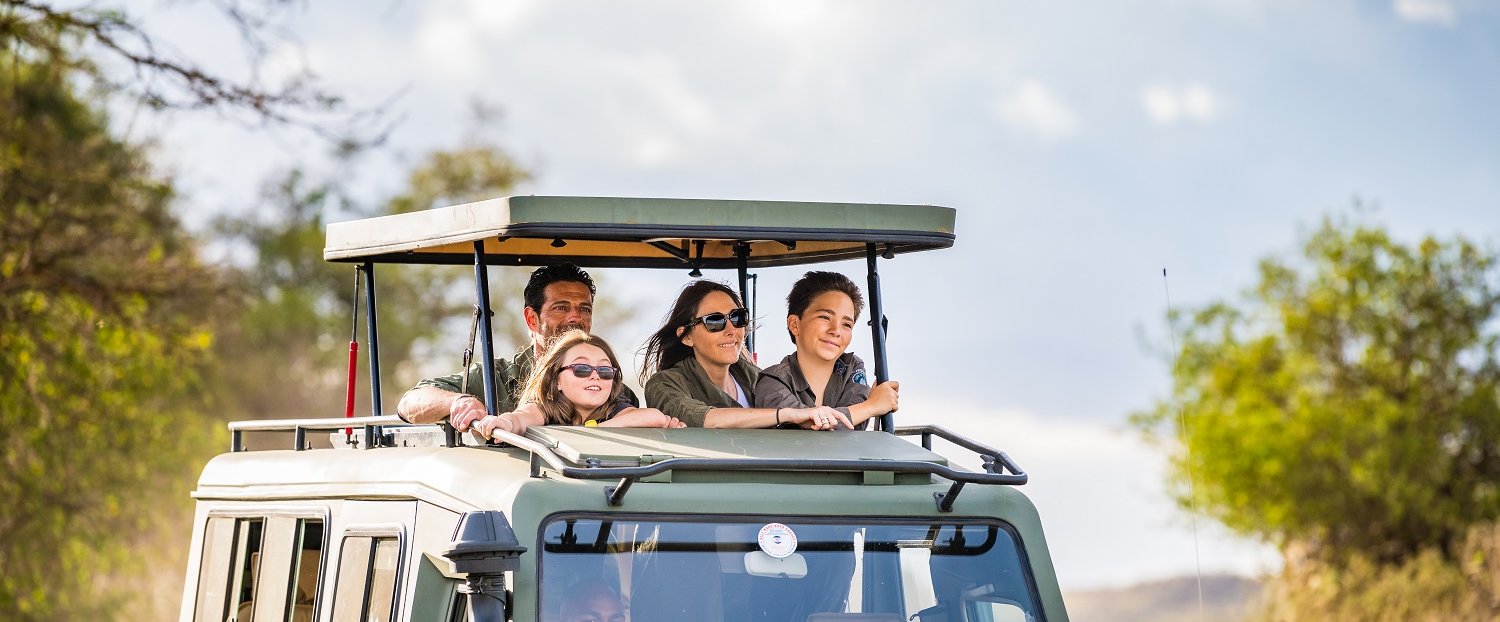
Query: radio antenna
[[1163, 268, 1206, 621]]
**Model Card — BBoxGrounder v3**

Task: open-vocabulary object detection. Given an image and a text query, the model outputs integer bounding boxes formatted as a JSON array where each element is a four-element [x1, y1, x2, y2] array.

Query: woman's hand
[[601, 407, 687, 429], [787, 406, 851, 431]]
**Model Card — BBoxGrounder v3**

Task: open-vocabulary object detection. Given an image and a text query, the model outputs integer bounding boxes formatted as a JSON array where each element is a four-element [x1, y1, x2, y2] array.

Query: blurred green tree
[[213, 141, 535, 424], [1, 2, 385, 616], [0, 47, 221, 619], [1135, 217, 1500, 566]]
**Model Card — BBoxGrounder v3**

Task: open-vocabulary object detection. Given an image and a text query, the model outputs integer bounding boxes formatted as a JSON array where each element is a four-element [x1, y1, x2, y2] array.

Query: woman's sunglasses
[[559, 363, 618, 380], [683, 308, 750, 333]]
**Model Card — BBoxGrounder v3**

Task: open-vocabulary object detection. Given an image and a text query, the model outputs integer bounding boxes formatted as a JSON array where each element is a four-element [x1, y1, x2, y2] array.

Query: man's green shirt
[[415, 346, 536, 414]]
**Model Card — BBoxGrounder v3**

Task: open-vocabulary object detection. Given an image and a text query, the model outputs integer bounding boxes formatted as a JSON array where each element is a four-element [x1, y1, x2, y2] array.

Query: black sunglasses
[[683, 308, 750, 333], [559, 363, 618, 380]]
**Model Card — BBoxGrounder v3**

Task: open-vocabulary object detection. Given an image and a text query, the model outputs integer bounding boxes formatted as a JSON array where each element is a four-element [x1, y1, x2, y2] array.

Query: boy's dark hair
[[523, 264, 596, 312], [785, 271, 864, 343]]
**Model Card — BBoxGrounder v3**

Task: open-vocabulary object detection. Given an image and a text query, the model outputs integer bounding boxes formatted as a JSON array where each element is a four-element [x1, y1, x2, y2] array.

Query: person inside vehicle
[[395, 263, 637, 430], [753, 271, 899, 430], [641, 280, 849, 429], [558, 580, 628, 622], [474, 330, 683, 438]]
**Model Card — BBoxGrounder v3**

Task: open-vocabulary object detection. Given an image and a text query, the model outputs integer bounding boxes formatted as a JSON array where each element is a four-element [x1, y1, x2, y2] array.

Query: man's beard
[[542, 322, 587, 343]]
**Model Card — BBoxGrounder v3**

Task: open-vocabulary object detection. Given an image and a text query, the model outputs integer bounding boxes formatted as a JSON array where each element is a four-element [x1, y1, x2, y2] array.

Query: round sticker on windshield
[[757, 522, 798, 558]]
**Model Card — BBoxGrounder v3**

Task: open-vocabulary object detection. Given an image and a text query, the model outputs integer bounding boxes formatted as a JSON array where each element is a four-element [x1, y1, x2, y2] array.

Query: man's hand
[[448, 394, 489, 432]]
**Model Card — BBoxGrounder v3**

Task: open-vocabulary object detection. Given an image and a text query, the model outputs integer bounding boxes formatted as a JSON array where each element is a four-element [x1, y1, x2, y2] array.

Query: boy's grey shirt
[[752, 352, 871, 430]]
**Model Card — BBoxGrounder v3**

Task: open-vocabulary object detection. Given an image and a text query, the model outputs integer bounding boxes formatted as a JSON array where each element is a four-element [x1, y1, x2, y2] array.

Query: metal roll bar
[[224, 417, 1027, 513], [229, 415, 405, 452], [487, 424, 1027, 512]]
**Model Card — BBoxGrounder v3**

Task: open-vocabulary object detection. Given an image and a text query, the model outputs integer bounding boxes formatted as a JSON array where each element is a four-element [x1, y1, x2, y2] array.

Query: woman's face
[[555, 343, 614, 411], [679, 290, 744, 369], [789, 290, 856, 363]]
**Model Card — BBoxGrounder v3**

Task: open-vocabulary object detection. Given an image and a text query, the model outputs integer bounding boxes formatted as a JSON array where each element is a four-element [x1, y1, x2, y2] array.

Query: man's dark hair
[[785, 271, 864, 343], [524, 264, 596, 312]]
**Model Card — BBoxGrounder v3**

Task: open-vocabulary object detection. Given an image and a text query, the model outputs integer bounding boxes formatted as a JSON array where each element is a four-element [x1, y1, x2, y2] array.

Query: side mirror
[[443, 511, 528, 622]]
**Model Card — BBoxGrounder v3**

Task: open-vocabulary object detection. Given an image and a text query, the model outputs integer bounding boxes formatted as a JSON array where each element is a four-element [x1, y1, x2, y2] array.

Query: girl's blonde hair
[[521, 329, 626, 425]]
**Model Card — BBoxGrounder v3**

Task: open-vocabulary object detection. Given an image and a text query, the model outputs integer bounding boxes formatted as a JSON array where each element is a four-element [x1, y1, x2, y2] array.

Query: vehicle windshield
[[540, 516, 1040, 622]]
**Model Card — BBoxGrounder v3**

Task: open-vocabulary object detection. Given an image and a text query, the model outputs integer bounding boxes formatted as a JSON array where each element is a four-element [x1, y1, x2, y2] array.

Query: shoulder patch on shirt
[[852, 368, 868, 386]]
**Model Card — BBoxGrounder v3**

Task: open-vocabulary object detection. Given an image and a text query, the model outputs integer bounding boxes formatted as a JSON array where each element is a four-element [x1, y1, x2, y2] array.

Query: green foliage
[[1134, 217, 1500, 564], [1256, 521, 1500, 621], [212, 142, 534, 421], [0, 48, 220, 619]]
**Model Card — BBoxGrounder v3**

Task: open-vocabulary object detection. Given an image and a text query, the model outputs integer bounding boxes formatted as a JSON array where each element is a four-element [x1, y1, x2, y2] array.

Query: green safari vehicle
[[177, 196, 1068, 622]]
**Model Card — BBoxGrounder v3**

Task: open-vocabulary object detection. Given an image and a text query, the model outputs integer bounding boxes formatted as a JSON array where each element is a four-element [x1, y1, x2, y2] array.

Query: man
[[396, 263, 635, 430], [560, 581, 628, 622]]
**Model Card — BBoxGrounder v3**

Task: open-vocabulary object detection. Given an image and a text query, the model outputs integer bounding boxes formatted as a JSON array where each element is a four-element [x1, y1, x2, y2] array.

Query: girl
[[641, 280, 847, 429], [474, 330, 683, 438]]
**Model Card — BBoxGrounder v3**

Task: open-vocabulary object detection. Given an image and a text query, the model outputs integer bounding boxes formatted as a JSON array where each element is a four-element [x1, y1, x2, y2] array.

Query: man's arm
[[396, 386, 487, 429]]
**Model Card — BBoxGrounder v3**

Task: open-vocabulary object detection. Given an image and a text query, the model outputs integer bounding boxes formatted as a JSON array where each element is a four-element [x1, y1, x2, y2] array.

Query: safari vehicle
[[178, 196, 1069, 622]]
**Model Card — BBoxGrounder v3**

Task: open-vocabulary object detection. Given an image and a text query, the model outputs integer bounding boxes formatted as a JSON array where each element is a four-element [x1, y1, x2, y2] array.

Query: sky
[[113, 0, 1500, 591]]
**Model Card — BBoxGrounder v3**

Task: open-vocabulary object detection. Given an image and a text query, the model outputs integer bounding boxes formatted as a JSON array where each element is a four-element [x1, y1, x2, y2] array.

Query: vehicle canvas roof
[[323, 195, 956, 269]]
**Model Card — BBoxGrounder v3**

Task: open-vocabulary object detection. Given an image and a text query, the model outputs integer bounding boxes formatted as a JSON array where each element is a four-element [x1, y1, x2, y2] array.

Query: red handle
[[344, 341, 359, 435]]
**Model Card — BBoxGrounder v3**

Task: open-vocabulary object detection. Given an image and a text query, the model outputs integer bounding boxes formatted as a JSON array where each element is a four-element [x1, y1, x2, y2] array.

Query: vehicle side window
[[192, 517, 237, 622], [226, 518, 265, 622], [332, 535, 402, 622], [285, 519, 324, 622], [447, 591, 469, 622]]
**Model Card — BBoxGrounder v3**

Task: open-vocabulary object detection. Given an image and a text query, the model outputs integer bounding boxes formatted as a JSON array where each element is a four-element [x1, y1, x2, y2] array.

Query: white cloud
[[468, 0, 538, 31], [631, 133, 681, 168], [741, 0, 835, 35], [415, 12, 483, 80], [994, 80, 1080, 141], [1141, 83, 1220, 125], [1393, 0, 1457, 26], [413, 0, 539, 81]]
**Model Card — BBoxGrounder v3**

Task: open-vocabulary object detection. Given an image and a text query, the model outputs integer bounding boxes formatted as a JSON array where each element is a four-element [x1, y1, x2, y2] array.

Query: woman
[[474, 330, 683, 439], [641, 280, 847, 429], [753, 271, 899, 429]]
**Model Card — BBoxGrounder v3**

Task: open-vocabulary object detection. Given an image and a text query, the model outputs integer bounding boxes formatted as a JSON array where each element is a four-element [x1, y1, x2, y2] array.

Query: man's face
[[527, 281, 594, 347], [560, 589, 626, 622]]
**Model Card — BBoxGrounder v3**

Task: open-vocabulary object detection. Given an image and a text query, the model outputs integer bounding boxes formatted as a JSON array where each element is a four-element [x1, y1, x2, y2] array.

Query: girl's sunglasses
[[683, 308, 750, 333], [559, 363, 618, 380]]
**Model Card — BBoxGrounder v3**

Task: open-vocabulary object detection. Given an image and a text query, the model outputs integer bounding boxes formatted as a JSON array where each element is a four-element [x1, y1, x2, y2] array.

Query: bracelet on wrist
[[775, 407, 782, 426]]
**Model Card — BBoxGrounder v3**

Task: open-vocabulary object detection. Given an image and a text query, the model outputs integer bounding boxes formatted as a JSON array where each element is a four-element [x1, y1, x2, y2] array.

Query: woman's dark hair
[[785, 271, 864, 343], [521, 329, 626, 425], [639, 280, 744, 383]]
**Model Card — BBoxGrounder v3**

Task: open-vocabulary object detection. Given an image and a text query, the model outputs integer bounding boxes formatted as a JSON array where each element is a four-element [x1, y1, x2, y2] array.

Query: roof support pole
[[362, 263, 384, 417], [735, 243, 754, 356], [865, 244, 893, 432], [473, 242, 501, 416]]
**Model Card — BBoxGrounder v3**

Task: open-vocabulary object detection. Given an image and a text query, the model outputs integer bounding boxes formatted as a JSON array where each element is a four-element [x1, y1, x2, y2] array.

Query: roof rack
[[226, 417, 1026, 513], [228, 415, 407, 452]]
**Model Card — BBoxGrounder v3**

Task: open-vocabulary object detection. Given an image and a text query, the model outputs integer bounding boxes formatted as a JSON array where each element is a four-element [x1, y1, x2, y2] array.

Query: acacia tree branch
[[3, 0, 392, 149]]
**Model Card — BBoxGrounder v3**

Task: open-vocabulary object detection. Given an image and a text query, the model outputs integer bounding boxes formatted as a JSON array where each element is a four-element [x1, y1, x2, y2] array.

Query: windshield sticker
[[757, 522, 798, 558]]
